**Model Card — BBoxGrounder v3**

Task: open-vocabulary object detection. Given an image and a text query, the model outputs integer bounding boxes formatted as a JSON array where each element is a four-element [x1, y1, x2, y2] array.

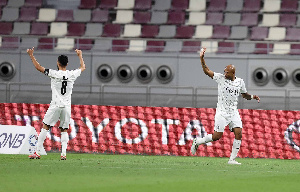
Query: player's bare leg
[[228, 127, 242, 165], [60, 128, 69, 160], [29, 123, 49, 159], [191, 131, 222, 155]]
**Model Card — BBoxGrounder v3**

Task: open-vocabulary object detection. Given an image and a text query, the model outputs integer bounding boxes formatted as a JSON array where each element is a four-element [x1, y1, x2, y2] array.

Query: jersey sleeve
[[71, 69, 81, 80], [240, 79, 247, 94], [213, 72, 223, 83], [44, 69, 58, 78]]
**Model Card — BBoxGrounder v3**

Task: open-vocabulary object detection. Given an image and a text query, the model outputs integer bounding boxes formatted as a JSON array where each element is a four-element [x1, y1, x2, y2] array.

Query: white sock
[[61, 132, 69, 156], [229, 139, 241, 161], [36, 128, 48, 155], [196, 134, 213, 145]]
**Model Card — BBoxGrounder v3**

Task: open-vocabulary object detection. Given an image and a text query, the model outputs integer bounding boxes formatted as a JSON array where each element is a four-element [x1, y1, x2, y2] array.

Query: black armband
[[44, 69, 49, 76]]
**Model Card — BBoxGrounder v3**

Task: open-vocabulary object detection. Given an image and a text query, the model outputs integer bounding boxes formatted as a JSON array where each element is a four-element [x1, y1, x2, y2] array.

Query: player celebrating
[[27, 47, 86, 160], [191, 47, 260, 165]]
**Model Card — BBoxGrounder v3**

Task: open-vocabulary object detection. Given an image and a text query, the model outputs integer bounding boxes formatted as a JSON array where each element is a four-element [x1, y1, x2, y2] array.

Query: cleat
[[60, 155, 67, 160], [228, 159, 241, 165], [28, 152, 41, 159], [191, 138, 199, 155]]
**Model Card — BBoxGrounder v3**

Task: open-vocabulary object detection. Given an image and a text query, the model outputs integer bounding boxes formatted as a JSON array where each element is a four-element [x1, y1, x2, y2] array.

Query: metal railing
[[1, 82, 299, 111]]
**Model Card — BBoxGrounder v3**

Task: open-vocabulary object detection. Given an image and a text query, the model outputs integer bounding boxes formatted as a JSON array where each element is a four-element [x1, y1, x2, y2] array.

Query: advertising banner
[[0, 103, 299, 159]]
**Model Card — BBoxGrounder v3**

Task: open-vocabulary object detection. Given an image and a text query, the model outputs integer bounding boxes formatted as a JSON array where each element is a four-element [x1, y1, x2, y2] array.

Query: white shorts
[[43, 105, 71, 129], [214, 110, 243, 132]]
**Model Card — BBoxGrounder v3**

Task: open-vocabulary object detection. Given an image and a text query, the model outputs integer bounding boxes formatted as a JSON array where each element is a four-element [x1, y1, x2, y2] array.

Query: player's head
[[224, 64, 235, 80], [57, 55, 68, 68]]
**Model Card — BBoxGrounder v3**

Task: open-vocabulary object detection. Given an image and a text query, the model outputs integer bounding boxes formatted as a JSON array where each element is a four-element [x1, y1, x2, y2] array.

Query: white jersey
[[213, 72, 247, 114], [44, 68, 81, 107]]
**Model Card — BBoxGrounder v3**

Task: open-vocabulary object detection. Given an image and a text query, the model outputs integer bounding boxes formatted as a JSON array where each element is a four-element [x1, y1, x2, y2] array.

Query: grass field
[[0, 153, 299, 192]]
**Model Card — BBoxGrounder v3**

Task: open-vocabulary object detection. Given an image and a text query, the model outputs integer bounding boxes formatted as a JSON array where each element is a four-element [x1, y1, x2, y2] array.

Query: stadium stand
[[55, 9, 74, 22], [145, 40, 165, 52], [133, 11, 151, 24], [30, 22, 48, 35], [23, 0, 42, 8], [187, 0, 206, 11], [280, 0, 298, 12], [134, 0, 152, 10], [73, 9, 91, 22], [140, 25, 159, 38], [207, 0, 226, 12], [36, 8, 56, 22], [186, 12, 206, 25], [78, 0, 97, 9], [91, 9, 109, 23], [180, 41, 201, 53], [12, 22, 30, 35], [226, 0, 243, 12], [175, 25, 194, 39]]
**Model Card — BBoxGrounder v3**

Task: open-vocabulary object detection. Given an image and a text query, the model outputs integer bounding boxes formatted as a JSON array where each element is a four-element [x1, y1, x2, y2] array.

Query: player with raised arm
[[27, 47, 86, 160], [191, 47, 260, 165]]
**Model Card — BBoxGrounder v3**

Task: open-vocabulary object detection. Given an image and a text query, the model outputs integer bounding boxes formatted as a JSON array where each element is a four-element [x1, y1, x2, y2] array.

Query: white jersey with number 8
[[44, 68, 81, 107]]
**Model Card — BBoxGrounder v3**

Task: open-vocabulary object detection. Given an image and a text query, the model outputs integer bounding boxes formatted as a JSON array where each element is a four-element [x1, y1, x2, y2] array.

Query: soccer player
[[27, 47, 86, 160], [191, 47, 260, 165]]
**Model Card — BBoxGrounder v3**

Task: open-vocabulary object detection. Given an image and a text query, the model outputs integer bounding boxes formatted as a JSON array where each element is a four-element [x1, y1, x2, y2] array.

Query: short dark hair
[[58, 55, 68, 66]]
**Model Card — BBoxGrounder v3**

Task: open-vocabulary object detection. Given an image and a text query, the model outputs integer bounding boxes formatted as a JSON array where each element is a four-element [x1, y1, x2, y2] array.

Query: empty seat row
[[1, 36, 299, 56], [0, 0, 42, 8]]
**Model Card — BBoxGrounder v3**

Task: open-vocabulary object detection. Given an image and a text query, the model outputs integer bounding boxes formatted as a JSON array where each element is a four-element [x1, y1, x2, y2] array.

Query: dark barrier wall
[[1, 103, 300, 159]]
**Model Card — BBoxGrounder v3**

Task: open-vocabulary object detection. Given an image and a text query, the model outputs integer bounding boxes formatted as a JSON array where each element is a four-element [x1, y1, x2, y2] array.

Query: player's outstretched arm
[[199, 47, 214, 79], [75, 49, 86, 72], [27, 47, 45, 73], [241, 93, 260, 103]]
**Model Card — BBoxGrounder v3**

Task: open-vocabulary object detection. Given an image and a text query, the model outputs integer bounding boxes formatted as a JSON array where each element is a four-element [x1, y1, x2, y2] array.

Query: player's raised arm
[[27, 47, 45, 73], [75, 49, 86, 72], [241, 93, 260, 103], [199, 47, 214, 79]]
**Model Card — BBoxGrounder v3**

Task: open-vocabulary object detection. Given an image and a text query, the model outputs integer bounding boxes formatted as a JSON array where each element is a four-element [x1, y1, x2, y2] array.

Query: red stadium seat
[[250, 27, 268, 41], [98, 0, 117, 9], [254, 43, 273, 54], [289, 44, 300, 55], [38, 38, 56, 50], [75, 39, 93, 50], [18, 7, 37, 22], [78, 0, 97, 9], [240, 13, 258, 26], [145, 40, 165, 52], [279, 14, 296, 27], [140, 25, 159, 38], [133, 11, 151, 24], [205, 12, 223, 25], [134, 0, 152, 10], [101, 24, 121, 37], [0, 37, 19, 49], [67, 23, 85, 36], [207, 0, 226, 12], [175, 25, 194, 39], [0, 22, 13, 35], [180, 41, 201, 53], [280, 0, 298, 12], [243, 0, 261, 12], [55, 9, 74, 22], [212, 26, 230, 39], [217, 42, 235, 53], [167, 11, 185, 25], [24, 0, 42, 7], [112, 39, 129, 52], [0, 0, 7, 7], [171, 0, 189, 10], [30, 22, 48, 35]]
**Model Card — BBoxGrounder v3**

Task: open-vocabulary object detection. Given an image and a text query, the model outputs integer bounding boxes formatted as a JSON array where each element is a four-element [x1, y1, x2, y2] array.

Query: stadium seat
[[122, 24, 141, 37], [134, 0, 152, 10], [36, 8, 56, 22], [55, 38, 74, 50], [67, 23, 85, 36], [84, 23, 103, 37], [289, 44, 300, 55], [0, 37, 19, 49], [150, 11, 168, 24], [261, 0, 280, 12], [180, 41, 201, 53], [24, 0, 42, 7], [20, 37, 38, 49], [78, 0, 97, 9], [101, 24, 121, 37], [0, 0, 7, 7], [193, 25, 213, 39], [254, 43, 273, 54], [0, 22, 12, 34], [18, 7, 37, 22], [200, 41, 218, 53], [163, 41, 182, 52], [226, 0, 243, 12], [140, 25, 159, 38], [157, 25, 176, 38], [207, 0, 226, 12], [167, 11, 185, 25], [48, 22, 67, 37], [186, 12, 206, 25], [285, 28, 300, 41], [243, 0, 261, 12], [240, 13, 258, 26], [205, 12, 223, 25], [98, 0, 117, 9], [237, 42, 256, 54], [133, 11, 151, 24], [55, 9, 74, 22], [212, 26, 230, 39], [126, 40, 146, 52], [260, 14, 280, 26], [113, 10, 133, 24], [187, 0, 206, 11], [280, 0, 298, 12], [250, 27, 268, 40], [175, 25, 194, 39], [266, 27, 286, 41], [145, 40, 165, 52], [223, 13, 241, 26], [217, 42, 235, 54], [0, 7, 18, 21], [74, 39, 93, 50], [278, 14, 296, 27], [112, 39, 129, 52], [37, 38, 56, 50], [91, 9, 109, 23], [153, 0, 171, 11], [228, 26, 248, 40], [73, 9, 91, 22], [30, 22, 48, 35], [12, 22, 30, 35], [92, 39, 112, 52], [115, 0, 134, 10], [6, 0, 24, 7], [171, 0, 189, 10], [269, 43, 290, 55]]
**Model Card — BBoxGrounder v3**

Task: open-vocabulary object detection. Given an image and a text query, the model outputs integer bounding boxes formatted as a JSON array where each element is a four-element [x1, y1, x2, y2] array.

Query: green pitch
[[0, 153, 299, 192]]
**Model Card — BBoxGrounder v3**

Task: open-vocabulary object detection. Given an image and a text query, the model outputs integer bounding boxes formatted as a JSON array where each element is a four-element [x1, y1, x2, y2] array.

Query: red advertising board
[[1, 103, 300, 159]]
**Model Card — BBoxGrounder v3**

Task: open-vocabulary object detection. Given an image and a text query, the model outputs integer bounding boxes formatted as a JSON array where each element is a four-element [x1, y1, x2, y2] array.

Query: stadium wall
[[1, 103, 300, 159]]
